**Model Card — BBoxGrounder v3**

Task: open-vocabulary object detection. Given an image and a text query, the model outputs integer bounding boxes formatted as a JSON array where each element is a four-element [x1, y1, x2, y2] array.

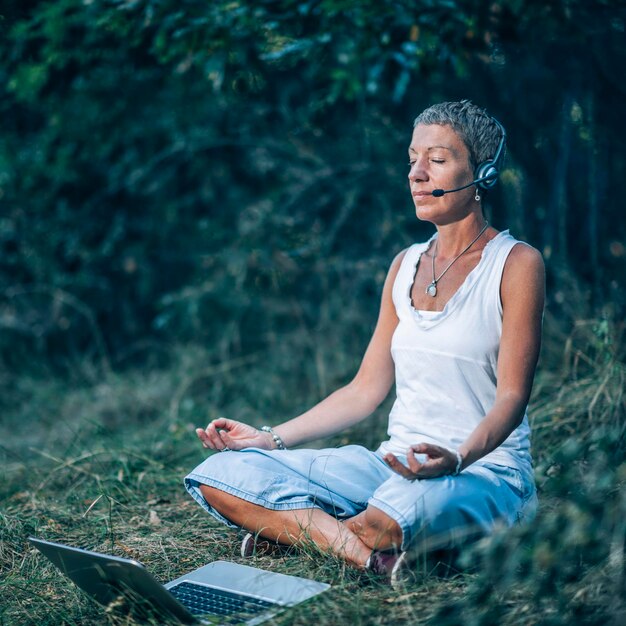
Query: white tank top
[[377, 230, 533, 475]]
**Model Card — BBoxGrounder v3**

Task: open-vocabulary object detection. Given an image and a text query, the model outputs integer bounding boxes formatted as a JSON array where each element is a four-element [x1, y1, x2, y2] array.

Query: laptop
[[29, 537, 330, 625]]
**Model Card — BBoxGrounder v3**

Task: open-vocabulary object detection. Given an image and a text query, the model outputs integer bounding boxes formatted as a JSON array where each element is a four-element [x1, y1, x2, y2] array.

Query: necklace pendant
[[426, 282, 437, 297]]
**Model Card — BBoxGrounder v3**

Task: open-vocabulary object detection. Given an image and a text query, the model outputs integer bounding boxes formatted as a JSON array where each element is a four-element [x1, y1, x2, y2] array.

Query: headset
[[431, 116, 507, 197]]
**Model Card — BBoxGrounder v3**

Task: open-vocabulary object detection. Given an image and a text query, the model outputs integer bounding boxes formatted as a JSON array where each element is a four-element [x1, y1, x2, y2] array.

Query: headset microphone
[[431, 172, 498, 197]]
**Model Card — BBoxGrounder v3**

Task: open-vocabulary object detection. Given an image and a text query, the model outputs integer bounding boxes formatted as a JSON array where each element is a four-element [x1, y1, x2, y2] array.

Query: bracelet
[[260, 426, 287, 450], [452, 449, 463, 475]]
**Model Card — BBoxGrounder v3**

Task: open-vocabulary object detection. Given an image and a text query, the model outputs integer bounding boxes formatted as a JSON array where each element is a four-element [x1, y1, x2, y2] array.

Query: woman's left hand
[[383, 443, 460, 480]]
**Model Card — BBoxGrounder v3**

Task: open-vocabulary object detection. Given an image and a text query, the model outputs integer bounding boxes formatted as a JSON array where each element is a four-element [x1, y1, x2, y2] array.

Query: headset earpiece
[[474, 161, 500, 190]]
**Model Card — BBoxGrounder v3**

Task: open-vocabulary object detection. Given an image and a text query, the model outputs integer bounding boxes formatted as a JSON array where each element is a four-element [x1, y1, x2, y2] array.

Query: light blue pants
[[184, 444, 537, 552]]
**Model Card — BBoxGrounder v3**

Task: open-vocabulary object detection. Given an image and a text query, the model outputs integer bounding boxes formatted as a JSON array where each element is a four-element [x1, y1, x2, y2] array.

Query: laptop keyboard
[[169, 581, 276, 623]]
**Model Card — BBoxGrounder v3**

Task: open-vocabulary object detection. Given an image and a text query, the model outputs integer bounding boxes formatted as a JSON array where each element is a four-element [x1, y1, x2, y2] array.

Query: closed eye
[[408, 159, 445, 166]]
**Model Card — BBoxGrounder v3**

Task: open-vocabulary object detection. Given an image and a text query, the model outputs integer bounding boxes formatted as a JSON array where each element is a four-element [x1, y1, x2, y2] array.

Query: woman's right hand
[[195, 417, 273, 452]]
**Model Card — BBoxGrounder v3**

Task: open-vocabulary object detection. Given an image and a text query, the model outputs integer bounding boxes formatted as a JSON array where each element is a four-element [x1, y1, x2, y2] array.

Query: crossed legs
[[191, 453, 531, 573], [199, 484, 402, 569]]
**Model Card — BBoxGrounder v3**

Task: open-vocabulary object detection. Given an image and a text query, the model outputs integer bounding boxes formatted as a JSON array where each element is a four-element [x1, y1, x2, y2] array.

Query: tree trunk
[[586, 89, 600, 297], [552, 93, 573, 266]]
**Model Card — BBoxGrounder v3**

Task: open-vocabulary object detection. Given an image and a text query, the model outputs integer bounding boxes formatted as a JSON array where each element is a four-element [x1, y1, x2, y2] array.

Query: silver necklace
[[425, 222, 489, 297]]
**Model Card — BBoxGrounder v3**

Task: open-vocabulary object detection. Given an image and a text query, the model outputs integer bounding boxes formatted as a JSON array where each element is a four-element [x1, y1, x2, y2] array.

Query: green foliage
[[1, 0, 624, 374]]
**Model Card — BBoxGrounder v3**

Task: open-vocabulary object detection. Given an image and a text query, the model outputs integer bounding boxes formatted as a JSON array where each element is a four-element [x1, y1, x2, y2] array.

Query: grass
[[1, 311, 625, 625]]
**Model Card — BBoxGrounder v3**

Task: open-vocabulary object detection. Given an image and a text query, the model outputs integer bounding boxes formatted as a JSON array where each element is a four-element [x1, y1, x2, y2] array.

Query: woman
[[184, 100, 543, 587]]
